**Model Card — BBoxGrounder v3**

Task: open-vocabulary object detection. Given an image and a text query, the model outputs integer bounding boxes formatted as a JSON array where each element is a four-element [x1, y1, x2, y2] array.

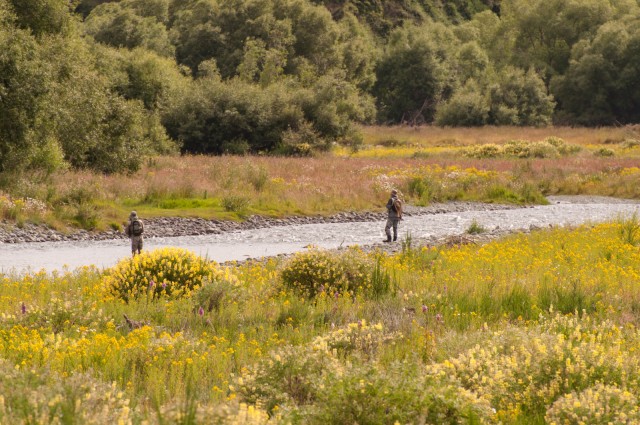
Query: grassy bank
[[1, 217, 640, 422], [1, 126, 640, 231]]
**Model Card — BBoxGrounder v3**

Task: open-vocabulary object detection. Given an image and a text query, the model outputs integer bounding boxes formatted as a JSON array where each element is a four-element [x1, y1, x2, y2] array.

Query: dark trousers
[[385, 218, 399, 240]]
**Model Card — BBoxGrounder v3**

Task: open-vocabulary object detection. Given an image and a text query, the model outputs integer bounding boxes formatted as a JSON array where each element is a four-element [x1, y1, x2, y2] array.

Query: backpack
[[392, 198, 403, 217], [131, 219, 143, 236]]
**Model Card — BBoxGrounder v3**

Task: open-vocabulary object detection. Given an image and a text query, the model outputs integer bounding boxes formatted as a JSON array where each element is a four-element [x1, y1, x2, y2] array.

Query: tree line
[[1, 0, 639, 174]]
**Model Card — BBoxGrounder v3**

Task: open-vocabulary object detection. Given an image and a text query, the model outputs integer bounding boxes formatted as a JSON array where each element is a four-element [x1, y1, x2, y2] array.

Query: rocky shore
[[0, 201, 523, 244]]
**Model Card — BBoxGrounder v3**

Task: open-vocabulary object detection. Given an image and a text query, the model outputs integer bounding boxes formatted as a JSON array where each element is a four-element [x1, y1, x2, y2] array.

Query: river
[[1, 196, 639, 273]]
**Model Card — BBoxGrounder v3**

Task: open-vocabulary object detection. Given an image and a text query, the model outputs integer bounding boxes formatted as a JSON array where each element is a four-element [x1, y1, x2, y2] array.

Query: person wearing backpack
[[125, 211, 145, 256], [384, 189, 402, 242]]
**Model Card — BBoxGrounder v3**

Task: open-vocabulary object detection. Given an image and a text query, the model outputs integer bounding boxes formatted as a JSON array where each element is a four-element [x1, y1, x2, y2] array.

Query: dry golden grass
[[6, 125, 640, 229], [361, 125, 640, 147], [48, 153, 640, 209]]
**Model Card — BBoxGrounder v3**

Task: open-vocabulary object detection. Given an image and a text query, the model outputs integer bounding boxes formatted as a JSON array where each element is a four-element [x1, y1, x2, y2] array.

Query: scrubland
[[2, 217, 640, 423]]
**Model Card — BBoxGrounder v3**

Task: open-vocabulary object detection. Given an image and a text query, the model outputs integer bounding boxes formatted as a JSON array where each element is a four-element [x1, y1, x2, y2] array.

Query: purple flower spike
[[422, 304, 428, 313], [435, 313, 443, 323], [161, 281, 167, 289], [149, 280, 155, 289], [198, 306, 204, 316], [21, 302, 26, 314]]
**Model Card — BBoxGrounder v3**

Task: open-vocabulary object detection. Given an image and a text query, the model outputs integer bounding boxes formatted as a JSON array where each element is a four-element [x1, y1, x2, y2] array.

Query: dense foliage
[[1, 0, 640, 174]]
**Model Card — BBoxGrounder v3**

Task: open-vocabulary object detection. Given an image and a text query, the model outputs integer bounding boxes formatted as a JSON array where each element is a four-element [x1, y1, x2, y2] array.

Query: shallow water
[[2, 196, 639, 273]]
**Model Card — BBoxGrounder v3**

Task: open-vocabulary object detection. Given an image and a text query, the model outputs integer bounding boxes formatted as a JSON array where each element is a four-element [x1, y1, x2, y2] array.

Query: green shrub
[[236, 343, 341, 414], [544, 136, 565, 148], [530, 141, 559, 158], [503, 139, 532, 158], [544, 136, 581, 155], [434, 82, 489, 127], [407, 176, 443, 204], [221, 139, 250, 155], [105, 247, 219, 302], [280, 248, 374, 298], [222, 195, 250, 213], [462, 143, 502, 158], [306, 368, 494, 425], [370, 255, 395, 300], [594, 147, 615, 157], [192, 275, 240, 313], [73, 203, 99, 230], [618, 212, 640, 246], [279, 121, 328, 157], [245, 165, 269, 192], [484, 185, 523, 203], [466, 219, 486, 234]]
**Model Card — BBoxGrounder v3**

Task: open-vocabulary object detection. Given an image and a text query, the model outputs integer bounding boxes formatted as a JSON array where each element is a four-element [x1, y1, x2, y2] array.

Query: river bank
[[0, 201, 522, 244], [2, 195, 639, 273]]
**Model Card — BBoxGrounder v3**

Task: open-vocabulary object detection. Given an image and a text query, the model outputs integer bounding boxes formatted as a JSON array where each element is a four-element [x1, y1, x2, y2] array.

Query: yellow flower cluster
[[546, 383, 640, 424], [311, 319, 400, 358], [280, 247, 372, 298], [104, 247, 221, 302], [430, 314, 640, 421]]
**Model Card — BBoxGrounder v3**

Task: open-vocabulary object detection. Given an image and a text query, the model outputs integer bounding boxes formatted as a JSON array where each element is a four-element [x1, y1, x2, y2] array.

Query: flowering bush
[[235, 343, 342, 414], [302, 364, 495, 425], [312, 319, 402, 359], [462, 143, 503, 158], [237, 321, 404, 416], [280, 248, 374, 298], [192, 273, 240, 313], [0, 362, 132, 425], [545, 384, 640, 424], [429, 314, 640, 421], [104, 247, 219, 302]]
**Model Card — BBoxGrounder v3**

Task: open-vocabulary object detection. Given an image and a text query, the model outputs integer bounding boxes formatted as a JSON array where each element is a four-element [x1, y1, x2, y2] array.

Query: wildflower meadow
[[2, 215, 640, 423]]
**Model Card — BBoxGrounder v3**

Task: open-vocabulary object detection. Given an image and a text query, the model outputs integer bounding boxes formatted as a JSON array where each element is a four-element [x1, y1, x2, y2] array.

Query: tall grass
[[2, 126, 640, 229], [360, 124, 639, 147]]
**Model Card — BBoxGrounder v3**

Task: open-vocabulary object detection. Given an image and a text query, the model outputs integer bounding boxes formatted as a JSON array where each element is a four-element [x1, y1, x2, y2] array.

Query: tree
[[373, 23, 454, 124], [551, 19, 640, 125], [435, 80, 489, 126], [499, 0, 618, 78], [84, 1, 174, 57], [8, 0, 73, 36], [488, 67, 555, 126], [0, 23, 54, 172]]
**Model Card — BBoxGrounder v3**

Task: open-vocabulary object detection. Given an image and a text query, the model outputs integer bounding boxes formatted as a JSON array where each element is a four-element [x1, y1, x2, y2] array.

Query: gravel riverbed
[[1, 196, 639, 273], [0, 201, 520, 244]]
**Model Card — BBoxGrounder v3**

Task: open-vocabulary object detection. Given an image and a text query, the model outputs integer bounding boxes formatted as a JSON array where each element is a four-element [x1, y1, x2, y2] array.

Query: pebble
[[0, 201, 522, 244]]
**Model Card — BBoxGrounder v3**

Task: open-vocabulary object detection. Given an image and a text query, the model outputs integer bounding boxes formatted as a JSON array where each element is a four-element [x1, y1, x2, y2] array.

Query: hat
[[391, 189, 398, 195], [129, 211, 138, 219]]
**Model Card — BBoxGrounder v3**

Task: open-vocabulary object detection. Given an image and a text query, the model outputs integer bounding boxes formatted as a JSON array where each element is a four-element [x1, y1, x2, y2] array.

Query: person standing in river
[[384, 189, 402, 242], [125, 211, 144, 256]]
